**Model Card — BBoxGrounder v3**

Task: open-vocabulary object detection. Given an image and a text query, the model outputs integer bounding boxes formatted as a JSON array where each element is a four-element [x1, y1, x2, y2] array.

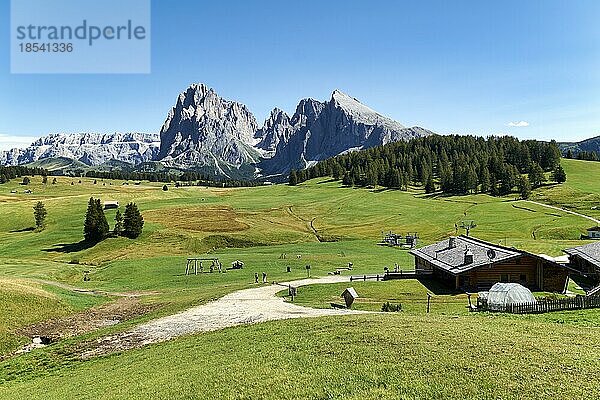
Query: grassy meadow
[[1, 158, 600, 398]]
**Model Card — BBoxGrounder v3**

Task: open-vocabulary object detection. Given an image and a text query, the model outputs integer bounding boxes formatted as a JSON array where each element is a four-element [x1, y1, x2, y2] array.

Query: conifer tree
[[551, 164, 567, 183], [518, 176, 532, 199], [390, 169, 402, 189], [480, 167, 491, 193], [425, 175, 436, 194], [33, 201, 47, 231], [528, 162, 547, 188], [123, 202, 144, 239], [342, 171, 353, 186], [332, 163, 344, 180], [83, 197, 109, 242]]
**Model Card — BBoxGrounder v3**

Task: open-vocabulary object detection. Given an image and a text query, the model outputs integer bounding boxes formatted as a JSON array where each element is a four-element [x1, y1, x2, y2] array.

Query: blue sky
[[1, 0, 599, 149]]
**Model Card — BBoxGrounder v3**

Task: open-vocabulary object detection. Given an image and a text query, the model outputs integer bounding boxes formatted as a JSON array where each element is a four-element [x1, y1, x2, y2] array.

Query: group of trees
[[290, 135, 566, 197], [85, 170, 178, 183], [0, 166, 49, 184], [26, 197, 144, 241], [565, 149, 600, 162], [179, 171, 263, 188], [83, 170, 262, 188], [84, 198, 144, 242]]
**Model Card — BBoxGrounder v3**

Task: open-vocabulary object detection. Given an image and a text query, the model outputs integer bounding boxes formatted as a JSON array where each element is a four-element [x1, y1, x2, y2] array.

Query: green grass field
[[1, 158, 599, 398]]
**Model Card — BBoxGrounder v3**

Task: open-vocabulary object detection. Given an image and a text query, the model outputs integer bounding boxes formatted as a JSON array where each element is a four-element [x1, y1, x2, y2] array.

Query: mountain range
[[0, 132, 160, 168], [0, 84, 434, 178], [558, 136, 600, 156]]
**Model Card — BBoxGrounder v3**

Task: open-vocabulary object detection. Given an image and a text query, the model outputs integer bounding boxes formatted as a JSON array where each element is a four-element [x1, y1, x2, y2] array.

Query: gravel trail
[[525, 200, 600, 224], [83, 276, 364, 356]]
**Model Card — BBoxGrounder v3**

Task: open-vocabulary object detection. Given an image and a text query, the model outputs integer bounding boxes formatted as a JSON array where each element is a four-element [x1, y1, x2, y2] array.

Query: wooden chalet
[[564, 241, 600, 282], [585, 226, 600, 240], [410, 236, 570, 292]]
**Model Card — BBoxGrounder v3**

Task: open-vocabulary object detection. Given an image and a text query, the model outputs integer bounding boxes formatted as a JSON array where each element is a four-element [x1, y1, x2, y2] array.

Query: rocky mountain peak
[[158, 83, 260, 172], [254, 108, 294, 157]]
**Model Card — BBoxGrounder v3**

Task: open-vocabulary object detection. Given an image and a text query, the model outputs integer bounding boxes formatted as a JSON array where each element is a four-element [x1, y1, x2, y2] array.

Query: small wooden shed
[[103, 201, 119, 210], [341, 287, 359, 308]]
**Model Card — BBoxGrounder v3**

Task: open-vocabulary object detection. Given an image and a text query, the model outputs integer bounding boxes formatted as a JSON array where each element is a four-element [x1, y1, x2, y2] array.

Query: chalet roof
[[409, 236, 523, 275], [564, 242, 600, 267], [588, 226, 600, 232]]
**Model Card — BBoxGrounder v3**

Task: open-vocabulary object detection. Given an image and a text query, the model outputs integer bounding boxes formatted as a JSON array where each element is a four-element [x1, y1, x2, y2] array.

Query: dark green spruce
[[83, 197, 110, 242], [123, 202, 144, 239]]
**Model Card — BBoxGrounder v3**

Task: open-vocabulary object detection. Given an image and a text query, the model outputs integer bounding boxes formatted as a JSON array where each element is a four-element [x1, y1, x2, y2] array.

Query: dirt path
[[524, 200, 600, 224], [82, 276, 364, 357], [34, 279, 159, 298]]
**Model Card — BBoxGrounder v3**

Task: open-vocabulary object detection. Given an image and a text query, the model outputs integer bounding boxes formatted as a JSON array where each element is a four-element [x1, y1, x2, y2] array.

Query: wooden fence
[[349, 270, 431, 282], [477, 295, 600, 314], [350, 274, 385, 282]]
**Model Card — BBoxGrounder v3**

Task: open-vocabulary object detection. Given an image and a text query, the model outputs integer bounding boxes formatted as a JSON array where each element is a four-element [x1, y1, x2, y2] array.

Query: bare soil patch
[[17, 297, 157, 343]]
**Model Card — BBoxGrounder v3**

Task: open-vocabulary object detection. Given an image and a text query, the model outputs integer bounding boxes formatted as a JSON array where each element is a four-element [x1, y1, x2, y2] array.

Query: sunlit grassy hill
[[0, 158, 599, 398]]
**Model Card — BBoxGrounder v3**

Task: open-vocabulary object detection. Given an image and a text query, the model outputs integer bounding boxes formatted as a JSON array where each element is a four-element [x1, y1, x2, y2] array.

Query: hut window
[[501, 274, 509, 283]]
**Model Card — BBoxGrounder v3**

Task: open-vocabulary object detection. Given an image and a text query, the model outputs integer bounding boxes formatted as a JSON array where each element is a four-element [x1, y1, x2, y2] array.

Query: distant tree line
[[84, 170, 179, 182], [179, 171, 263, 188], [1, 164, 262, 188], [290, 135, 566, 196], [0, 166, 49, 184], [564, 149, 600, 162], [83, 170, 262, 188]]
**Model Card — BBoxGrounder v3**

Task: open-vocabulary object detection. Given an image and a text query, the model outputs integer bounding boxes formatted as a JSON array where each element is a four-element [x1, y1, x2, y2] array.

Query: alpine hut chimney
[[464, 248, 474, 265], [449, 237, 457, 249]]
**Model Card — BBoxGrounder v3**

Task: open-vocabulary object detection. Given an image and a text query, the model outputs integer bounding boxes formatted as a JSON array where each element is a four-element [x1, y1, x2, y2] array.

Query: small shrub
[[381, 302, 402, 312]]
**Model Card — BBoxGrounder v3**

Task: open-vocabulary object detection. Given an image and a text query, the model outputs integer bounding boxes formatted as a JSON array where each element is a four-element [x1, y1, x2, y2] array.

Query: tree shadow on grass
[[9, 227, 35, 233], [43, 240, 98, 254]]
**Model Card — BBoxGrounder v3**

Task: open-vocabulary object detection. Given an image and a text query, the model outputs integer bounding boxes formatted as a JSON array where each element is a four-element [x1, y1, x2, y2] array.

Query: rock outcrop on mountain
[[254, 108, 295, 158], [259, 90, 433, 174], [157, 83, 261, 175], [0, 132, 160, 166]]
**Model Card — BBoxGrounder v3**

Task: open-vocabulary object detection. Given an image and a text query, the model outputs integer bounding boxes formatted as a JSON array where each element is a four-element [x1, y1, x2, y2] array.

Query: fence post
[[427, 293, 431, 313]]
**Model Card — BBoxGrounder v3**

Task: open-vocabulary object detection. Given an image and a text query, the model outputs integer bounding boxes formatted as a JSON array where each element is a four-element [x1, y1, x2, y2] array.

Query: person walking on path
[[254, 273, 259, 284], [262, 272, 267, 284]]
